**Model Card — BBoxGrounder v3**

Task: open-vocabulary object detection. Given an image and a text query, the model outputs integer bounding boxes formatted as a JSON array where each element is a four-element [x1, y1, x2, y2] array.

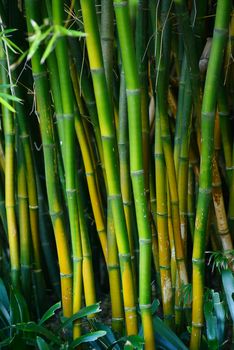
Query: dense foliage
[[0, 0, 233, 349]]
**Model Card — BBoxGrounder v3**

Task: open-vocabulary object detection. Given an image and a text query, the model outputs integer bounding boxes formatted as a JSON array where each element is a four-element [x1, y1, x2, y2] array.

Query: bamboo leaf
[[10, 287, 29, 324], [69, 330, 106, 348], [57, 26, 86, 38], [39, 301, 61, 325], [221, 269, 234, 322], [36, 336, 51, 350], [212, 291, 225, 344], [59, 303, 102, 330], [204, 300, 219, 349], [0, 92, 22, 103], [41, 32, 59, 63], [0, 96, 15, 112], [0, 278, 9, 309], [15, 322, 60, 345]]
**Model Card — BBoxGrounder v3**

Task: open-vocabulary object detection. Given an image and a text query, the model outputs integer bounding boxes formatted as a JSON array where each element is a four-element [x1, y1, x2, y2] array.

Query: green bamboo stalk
[[51, 0, 83, 337], [25, 0, 73, 317], [118, 69, 136, 285], [155, 0, 188, 289], [155, 103, 174, 327], [107, 197, 124, 334], [70, 65, 108, 263], [80, 0, 137, 335], [113, 1, 154, 347], [101, 0, 114, 96], [190, 2, 231, 348], [0, 42, 19, 287], [178, 72, 192, 255], [17, 139, 31, 303]]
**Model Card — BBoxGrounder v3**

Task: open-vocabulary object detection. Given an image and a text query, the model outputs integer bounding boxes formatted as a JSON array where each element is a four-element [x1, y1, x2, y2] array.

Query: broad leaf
[[10, 287, 29, 324], [39, 301, 61, 325], [222, 269, 234, 322], [0, 278, 9, 309], [36, 336, 51, 350], [16, 322, 60, 345], [69, 330, 106, 348], [59, 303, 101, 330]]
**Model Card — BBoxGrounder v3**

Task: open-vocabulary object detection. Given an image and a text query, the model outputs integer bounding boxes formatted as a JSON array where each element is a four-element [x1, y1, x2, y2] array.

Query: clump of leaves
[[207, 250, 234, 273]]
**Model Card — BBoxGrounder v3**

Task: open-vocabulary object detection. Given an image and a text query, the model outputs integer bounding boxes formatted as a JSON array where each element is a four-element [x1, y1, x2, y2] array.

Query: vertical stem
[[190, 1, 231, 348], [114, 1, 154, 347]]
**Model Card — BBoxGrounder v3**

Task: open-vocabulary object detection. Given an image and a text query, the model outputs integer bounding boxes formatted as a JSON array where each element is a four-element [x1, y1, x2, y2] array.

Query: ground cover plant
[[0, 0, 233, 349]]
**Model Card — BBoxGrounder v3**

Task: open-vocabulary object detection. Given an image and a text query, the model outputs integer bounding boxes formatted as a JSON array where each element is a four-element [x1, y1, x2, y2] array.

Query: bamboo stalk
[[0, 42, 20, 287], [80, 0, 137, 335], [114, 1, 154, 347], [190, 2, 231, 348], [51, 1, 83, 337], [25, 0, 73, 317]]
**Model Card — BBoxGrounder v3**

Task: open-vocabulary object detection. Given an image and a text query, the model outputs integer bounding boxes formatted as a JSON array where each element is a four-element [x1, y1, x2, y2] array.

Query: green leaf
[[222, 270, 234, 322], [36, 336, 51, 350], [204, 299, 219, 350], [15, 322, 60, 345], [39, 301, 61, 325], [57, 26, 86, 38], [3, 37, 23, 54], [69, 330, 106, 348], [59, 303, 101, 330], [0, 96, 15, 112], [212, 291, 225, 344], [89, 320, 118, 348], [0, 278, 9, 309], [0, 92, 22, 103], [0, 302, 10, 325], [0, 336, 14, 347], [41, 32, 59, 63], [10, 287, 29, 324], [153, 316, 188, 350]]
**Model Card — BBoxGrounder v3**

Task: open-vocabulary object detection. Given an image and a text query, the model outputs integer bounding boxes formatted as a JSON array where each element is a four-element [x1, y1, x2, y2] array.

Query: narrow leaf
[[0, 96, 15, 112]]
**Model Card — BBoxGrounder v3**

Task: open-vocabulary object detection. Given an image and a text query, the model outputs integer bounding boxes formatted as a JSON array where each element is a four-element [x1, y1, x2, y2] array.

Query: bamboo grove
[[0, 0, 233, 349]]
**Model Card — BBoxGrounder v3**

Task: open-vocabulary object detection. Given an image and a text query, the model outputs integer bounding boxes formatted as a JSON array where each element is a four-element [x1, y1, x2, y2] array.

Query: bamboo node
[[213, 28, 228, 36], [32, 71, 47, 80], [29, 205, 38, 210], [139, 304, 152, 310], [124, 306, 137, 312], [192, 258, 205, 264], [60, 273, 73, 278], [192, 322, 203, 328], [159, 265, 171, 270], [63, 114, 74, 120], [107, 264, 120, 271], [91, 67, 105, 74], [73, 257, 83, 262], [123, 200, 132, 207], [113, 1, 128, 8], [139, 238, 152, 245], [109, 194, 121, 200], [199, 187, 212, 194], [126, 88, 140, 96], [119, 253, 131, 261], [112, 317, 124, 321], [131, 169, 144, 176], [49, 210, 63, 219]]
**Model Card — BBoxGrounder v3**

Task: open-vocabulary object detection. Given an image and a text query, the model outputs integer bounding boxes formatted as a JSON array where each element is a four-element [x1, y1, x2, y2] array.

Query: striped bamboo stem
[[114, 1, 154, 347], [25, 0, 73, 317], [155, 0, 188, 289], [118, 69, 137, 284], [70, 64, 108, 263], [17, 139, 31, 303], [51, 0, 83, 337], [80, 0, 137, 335], [155, 103, 174, 327], [0, 42, 19, 287], [107, 197, 124, 334], [190, 1, 231, 348]]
